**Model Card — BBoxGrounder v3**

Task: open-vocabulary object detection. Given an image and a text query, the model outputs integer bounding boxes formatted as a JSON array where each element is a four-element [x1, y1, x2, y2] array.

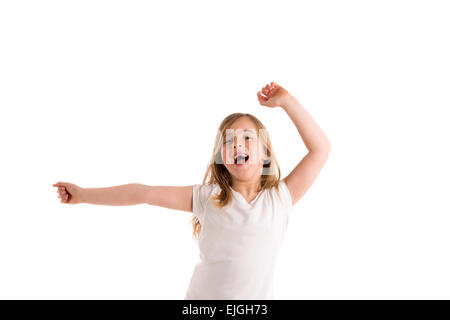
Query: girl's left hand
[[257, 81, 292, 108]]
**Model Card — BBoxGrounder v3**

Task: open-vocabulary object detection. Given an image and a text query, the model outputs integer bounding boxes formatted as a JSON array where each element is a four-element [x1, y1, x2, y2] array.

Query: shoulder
[[273, 179, 294, 209], [192, 183, 220, 219], [193, 183, 220, 201], [193, 183, 218, 193]]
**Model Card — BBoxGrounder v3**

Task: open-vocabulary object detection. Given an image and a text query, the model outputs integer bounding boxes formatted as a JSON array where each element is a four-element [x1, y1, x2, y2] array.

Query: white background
[[1, 0, 449, 299]]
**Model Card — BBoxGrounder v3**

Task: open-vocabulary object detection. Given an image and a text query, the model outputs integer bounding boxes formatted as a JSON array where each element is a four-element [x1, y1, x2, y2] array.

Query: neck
[[231, 178, 262, 198]]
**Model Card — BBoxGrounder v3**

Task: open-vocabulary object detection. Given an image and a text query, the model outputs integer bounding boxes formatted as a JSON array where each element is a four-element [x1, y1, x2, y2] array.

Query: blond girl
[[53, 81, 331, 299]]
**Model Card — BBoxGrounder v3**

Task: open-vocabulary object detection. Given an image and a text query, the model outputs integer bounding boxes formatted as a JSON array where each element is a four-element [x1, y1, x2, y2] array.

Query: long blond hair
[[191, 113, 283, 240]]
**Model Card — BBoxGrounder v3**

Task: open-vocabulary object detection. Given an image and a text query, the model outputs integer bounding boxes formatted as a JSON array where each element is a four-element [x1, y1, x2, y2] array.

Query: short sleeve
[[278, 180, 295, 231], [192, 184, 214, 224], [279, 180, 294, 212]]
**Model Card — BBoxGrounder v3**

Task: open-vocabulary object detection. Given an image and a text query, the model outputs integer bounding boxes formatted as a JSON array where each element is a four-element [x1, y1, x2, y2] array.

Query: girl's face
[[220, 117, 267, 180]]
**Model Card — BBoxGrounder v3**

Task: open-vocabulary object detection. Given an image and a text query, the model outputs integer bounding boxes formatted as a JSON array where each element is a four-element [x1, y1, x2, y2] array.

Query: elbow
[[324, 137, 332, 152], [131, 183, 152, 205], [311, 145, 331, 155], [310, 137, 332, 154]]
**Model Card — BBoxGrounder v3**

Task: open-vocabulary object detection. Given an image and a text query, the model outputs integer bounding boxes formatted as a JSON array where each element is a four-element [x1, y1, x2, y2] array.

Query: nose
[[229, 136, 246, 151]]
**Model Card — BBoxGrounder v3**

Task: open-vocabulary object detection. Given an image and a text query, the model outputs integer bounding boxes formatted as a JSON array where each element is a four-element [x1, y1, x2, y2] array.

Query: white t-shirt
[[184, 179, 295, 300]]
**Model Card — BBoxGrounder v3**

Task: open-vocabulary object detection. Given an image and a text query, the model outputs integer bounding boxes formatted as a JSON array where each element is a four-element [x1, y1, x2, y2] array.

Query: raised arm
[[257, 82, 332, 205], [53, 182, 194, 212]]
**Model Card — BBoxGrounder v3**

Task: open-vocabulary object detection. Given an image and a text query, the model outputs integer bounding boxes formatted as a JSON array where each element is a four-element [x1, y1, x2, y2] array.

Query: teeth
[[234, 153, 248, 160], [234, 153, 248, 164]]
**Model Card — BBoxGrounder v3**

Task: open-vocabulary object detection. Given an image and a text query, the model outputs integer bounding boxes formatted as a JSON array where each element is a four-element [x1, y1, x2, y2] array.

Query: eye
[[224, 136, 251, 144]]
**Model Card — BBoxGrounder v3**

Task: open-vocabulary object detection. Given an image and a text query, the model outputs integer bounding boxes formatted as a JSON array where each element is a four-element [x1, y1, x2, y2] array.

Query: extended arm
[[81, 183, 150, 206], [80, 183, 194, 212]]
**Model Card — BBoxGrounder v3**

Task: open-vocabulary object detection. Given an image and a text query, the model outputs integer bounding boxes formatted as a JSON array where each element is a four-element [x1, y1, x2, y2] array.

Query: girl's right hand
[[52, 182, 83, 204]]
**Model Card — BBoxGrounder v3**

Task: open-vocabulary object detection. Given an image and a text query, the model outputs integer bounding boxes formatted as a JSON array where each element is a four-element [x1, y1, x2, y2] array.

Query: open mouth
[[234, 154, 249, 165]]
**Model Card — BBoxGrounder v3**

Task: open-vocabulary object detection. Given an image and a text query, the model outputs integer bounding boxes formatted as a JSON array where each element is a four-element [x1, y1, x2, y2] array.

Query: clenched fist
[[257, 81, 292, 108], [52, 181, 83, 204]]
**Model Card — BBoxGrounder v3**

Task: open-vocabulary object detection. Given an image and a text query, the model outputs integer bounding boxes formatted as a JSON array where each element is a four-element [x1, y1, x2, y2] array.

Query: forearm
[[80, 183, 149, 206], [281, 95, 332, 153]]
